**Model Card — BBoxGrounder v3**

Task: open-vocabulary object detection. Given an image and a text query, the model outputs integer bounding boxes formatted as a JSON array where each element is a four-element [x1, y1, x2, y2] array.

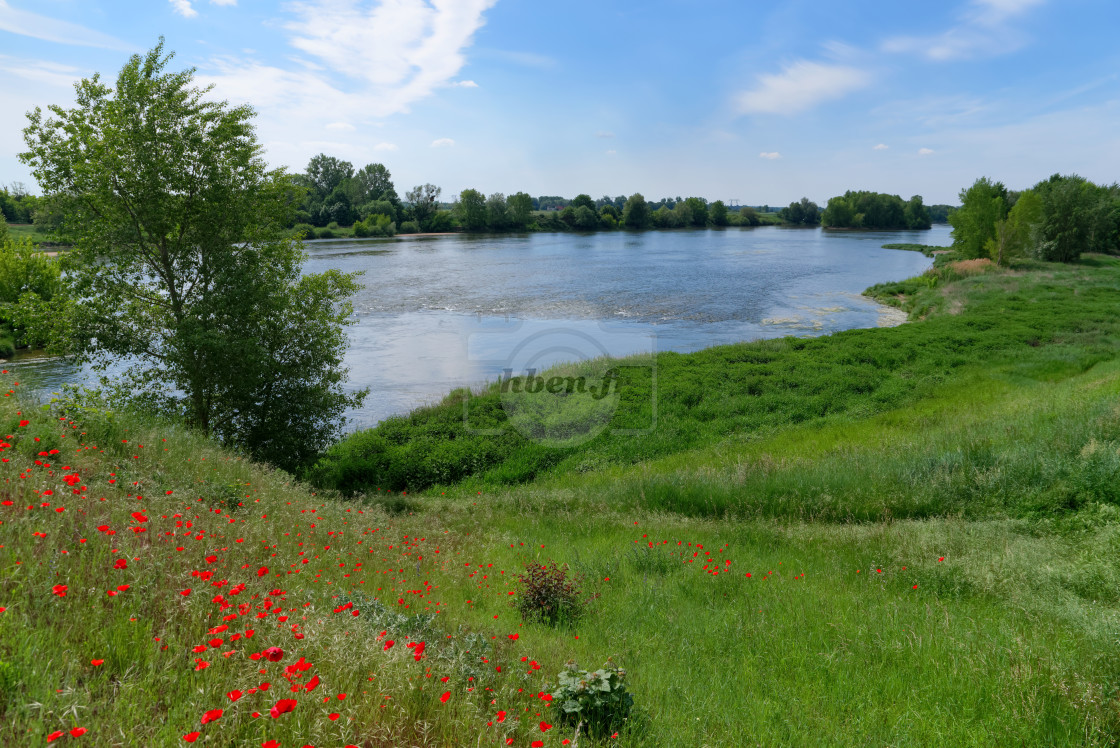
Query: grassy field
[[2, 255, 1120, 746]]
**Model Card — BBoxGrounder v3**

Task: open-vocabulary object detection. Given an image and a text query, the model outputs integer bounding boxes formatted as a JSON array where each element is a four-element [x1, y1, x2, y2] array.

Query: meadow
[[2, 254, 1120, 746]]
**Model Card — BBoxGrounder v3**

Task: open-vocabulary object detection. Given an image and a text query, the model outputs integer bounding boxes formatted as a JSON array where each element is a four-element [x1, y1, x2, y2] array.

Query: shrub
[[352, 219, 371, 238], [326, 221, 340, 230], [398, 221, 420, 234], [316, 227, 335, 239], [292, 222, 316, 239], [514, 560, 595, 626], [550, 660, 634, 737]]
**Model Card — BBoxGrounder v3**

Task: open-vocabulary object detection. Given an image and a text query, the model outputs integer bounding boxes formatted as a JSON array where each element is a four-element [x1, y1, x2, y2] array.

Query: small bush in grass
[[514, 560, 595, 626], [399, 220, 420, 234], [316, 227, 335, 239], [550, 660, 634, 738]]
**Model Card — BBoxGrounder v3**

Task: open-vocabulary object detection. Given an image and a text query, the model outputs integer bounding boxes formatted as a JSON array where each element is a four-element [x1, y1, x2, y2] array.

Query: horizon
[[2, 0, 1119, 205]]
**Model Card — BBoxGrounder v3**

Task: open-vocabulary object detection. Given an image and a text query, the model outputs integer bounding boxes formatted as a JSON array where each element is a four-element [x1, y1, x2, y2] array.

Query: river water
[[9, 224, 946, 430]]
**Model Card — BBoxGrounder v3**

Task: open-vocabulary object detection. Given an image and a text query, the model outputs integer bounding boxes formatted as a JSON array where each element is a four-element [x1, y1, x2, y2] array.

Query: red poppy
[[383, 640, 394, 651], [227, 689, 243, 702], [47, 731, 64, 743], [183, 733, 200, 743], [113, 559, 127, 569], [540, 721, 553, 732], [201, 708, 223, 725], [439, 691, 450, 703], [51, 584, 68, 597], [258, 567, 268, 577], [70, 728, 88, 737], [328, 713, 340, 721], [270, 698, 297, 718], [91, 659, 104, 666], [263, 647, 284, 662]]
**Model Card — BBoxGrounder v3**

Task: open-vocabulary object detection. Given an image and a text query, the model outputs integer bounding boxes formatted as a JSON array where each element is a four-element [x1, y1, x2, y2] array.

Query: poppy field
[[3, 256, 1120, 746]]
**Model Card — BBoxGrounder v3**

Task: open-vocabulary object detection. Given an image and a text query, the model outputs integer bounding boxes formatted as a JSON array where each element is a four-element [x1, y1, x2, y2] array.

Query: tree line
[[950, 174, 1120, 264]]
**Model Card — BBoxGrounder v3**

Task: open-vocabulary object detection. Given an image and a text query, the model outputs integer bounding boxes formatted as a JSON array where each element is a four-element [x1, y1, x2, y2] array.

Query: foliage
[[709, 200, 728, 226], [507, 192, 534, 229], [455, 188, 487, 231], [621, 193, 650, 229], [19, 40, 364, 472], [949, 177, 1008, 259], [514, 560, 595, 626], [0, 236, 64, 349], [550, 661, 634, 737], [821, 191, 930, 229], [779, 197, 821, 225], [406, 183, 442, 230]]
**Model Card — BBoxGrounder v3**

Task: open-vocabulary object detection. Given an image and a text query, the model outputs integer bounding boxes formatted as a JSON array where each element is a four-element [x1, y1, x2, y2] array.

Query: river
[[9, 224, 946, 430]]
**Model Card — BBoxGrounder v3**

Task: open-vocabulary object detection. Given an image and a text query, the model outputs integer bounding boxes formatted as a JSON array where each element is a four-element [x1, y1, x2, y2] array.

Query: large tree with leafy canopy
[[20, 40, 365, 472]]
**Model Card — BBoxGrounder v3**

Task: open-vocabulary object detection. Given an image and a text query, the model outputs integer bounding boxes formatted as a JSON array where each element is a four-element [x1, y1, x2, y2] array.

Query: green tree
[[570, 194, 595, 212], [353, 163, 399, 207], [305, 153, 354, 198], [20, 40, 365, 472], [486, 192, 509, 230], [780, 197, 820, 225], [572, 205, 600, 230], [406, 183, 442, 230], [949, 177, 1008, 259], [709, 200, 728, 226], [684, 197, 709, 227], [455, 188, 487, 231], [622, 193, 650, 229], [507, 192, 533, 229]]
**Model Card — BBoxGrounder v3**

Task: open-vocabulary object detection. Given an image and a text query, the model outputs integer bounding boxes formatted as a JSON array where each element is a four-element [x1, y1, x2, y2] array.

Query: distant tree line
[[950, 174, 1120, 264], [820, 191, 932, 230]]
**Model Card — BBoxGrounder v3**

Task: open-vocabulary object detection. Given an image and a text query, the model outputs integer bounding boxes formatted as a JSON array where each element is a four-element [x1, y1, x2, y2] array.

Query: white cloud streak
[[882, 0, 1047, 61], [759, 151, 782, 160], [736, 61, 870, 115], [430, 138, 454, 147], [873, 143, 889, 150], [169, 0, 198, 18], [0, 0, 133, 49]]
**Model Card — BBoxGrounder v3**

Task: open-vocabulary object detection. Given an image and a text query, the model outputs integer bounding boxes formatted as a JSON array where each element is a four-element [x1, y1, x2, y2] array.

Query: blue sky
[[2, 0, 1119, 205]]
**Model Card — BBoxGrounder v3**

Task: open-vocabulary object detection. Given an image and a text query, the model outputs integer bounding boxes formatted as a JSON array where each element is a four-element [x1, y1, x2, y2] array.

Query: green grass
[[5, 223, 64, 246], [880, 242, 950, 257], [5, 255, 1120, 745]]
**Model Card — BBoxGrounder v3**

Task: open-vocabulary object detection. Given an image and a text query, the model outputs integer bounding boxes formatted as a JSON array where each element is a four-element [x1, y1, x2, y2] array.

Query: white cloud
[[736, 61, 870, 115], [596, 130, 615, 139], [759, 152, 782, 160], [373, 142, 398, 151], [605, 149, 616, 156], [452, 80, 479, 88], [873, 143, 889, 150], [169, 0, 198, 18], [0, 0, 133, 49], [325, 122, 356, 131], [918, 147, 935, 155], [430, 138, 455, 148], [883, 0, 1046, 60], [211, 0, 238, 5]]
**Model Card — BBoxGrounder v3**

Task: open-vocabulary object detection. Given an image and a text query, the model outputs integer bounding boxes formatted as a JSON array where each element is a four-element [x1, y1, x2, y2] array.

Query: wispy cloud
[[211, 0, 238, 5], [596, 130, 615, 139], [373, 142, 398, 151], [759, 151, 782, 160], [736, 61, 870, 115], [169, 0, 197, 18], [0, 0, 133, 50], [873, 143, 889, 150], [918, 147, 935, 155], [202, 0, 497, 120], [325, 122, 356, 131], [430, 137, 454, 148], [882, 0, 1047, 61]]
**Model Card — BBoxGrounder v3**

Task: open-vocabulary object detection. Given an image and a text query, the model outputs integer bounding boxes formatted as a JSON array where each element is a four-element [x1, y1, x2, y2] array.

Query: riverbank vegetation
[[821, 191, 932, 229], [950, 174, 1120, 264]]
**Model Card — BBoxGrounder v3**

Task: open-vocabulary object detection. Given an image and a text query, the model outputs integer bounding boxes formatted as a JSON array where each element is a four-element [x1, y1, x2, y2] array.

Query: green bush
[[316, 227, 335, 239], [398, 221, 420, 234], [326, 221, 340, 230], [550, 660, 634, 737], [292, 222, 316, 239], [352, 219, 371, 238], [514, 560, 595, 626]]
